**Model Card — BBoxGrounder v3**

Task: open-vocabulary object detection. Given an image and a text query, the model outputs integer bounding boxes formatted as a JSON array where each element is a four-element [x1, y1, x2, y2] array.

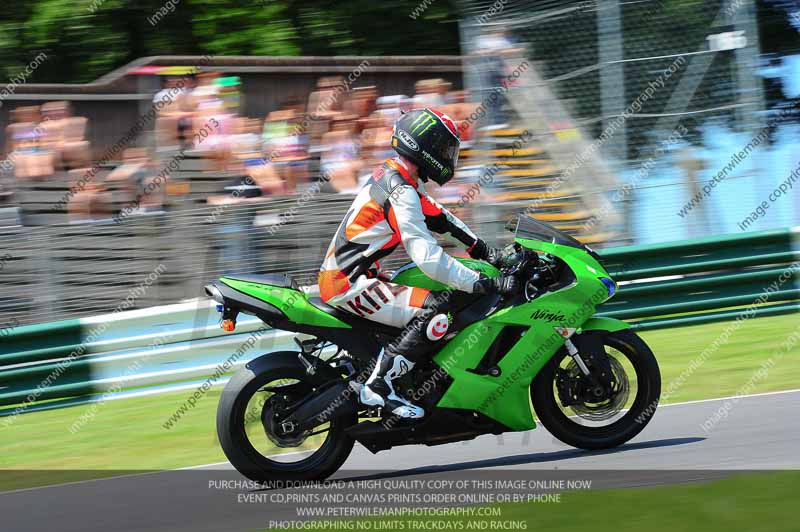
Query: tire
[[216, 352, 357, 482], [531, 329, 660, 450]]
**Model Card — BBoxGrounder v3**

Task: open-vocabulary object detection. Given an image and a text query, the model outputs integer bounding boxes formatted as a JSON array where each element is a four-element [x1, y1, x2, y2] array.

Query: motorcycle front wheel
[[531, 329, 661, 450]]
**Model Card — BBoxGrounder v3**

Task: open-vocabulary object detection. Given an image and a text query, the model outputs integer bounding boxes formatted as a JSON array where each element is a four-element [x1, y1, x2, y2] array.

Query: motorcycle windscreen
[[508, 215, 586, 250]]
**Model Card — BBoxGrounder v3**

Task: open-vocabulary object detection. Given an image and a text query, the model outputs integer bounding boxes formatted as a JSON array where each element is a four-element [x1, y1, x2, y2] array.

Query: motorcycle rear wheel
[[531, 329, 661, 450], [217, 353, 356, 482]]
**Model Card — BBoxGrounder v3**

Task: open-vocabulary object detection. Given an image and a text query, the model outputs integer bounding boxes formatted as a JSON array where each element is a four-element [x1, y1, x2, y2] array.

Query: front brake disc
[[569, 357, 630, 422]]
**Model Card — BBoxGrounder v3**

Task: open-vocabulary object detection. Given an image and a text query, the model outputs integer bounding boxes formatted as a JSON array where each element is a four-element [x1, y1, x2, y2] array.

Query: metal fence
[[1, 189, 499, 327], [0, 196, 343, 326]]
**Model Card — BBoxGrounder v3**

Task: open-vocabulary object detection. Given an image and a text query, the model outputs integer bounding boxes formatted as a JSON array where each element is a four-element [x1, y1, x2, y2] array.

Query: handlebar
[[499, 244, 539, 276], [498, 244, 558, 299]]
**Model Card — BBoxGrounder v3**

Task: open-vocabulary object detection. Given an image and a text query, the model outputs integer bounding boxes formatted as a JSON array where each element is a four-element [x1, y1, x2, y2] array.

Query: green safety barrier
[[597, 227, 798, 329]]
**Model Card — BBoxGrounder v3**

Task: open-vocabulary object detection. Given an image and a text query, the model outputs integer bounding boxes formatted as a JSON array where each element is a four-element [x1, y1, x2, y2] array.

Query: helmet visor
[[427, 127, 460, 172]]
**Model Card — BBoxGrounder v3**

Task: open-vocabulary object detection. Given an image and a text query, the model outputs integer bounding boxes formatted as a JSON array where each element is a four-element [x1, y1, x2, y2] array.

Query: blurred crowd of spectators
[[3, 101, 91, 179], [173, 73, 483, 205], [1, 72, 489, 222]]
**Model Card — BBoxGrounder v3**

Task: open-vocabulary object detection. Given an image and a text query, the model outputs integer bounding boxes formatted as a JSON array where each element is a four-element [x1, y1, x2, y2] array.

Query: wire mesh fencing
[[457, 0, 798, 243]]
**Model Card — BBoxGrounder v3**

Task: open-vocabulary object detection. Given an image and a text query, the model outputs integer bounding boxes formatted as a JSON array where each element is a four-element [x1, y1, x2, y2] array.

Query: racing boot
[[359, 349, 424, 419]]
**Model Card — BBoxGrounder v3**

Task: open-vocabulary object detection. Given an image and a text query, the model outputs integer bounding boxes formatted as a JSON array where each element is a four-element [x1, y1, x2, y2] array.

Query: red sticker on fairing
[[426, 313, 450, 341]]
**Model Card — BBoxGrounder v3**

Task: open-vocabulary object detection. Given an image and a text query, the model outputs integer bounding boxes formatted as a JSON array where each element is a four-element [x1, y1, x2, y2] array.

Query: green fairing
[[391, 258, 500, 291], [432, 239, 621, 431], [219, 278, 351, 329], [581, 316, 631, 333]]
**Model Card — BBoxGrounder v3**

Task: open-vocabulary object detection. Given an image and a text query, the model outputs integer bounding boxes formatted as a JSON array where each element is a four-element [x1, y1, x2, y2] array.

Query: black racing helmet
[[391, 108, 461, 185]]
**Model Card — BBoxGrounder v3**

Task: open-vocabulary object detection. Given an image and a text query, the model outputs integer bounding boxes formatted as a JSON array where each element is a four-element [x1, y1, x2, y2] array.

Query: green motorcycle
[[206, 215, 660, 482]]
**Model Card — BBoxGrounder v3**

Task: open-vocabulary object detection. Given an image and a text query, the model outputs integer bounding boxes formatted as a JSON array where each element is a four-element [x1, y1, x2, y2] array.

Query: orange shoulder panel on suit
[[345, 199, 385, 240]]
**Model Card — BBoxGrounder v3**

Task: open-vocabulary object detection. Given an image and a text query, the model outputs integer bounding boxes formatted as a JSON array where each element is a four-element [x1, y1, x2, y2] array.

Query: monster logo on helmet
[[409, 112, 438, 136], [391, 108, 461, 186]]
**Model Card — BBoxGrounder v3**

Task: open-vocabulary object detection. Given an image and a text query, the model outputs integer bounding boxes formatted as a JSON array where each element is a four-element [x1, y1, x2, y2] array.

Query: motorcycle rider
[[318, 108, 518, 419]]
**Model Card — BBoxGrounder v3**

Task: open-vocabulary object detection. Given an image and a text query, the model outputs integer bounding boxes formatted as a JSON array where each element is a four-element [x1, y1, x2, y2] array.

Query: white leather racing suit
[[318, 156, 481, 329]]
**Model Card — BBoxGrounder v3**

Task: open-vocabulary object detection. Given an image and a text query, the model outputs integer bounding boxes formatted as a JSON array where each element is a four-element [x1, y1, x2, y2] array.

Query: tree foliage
[[0, 0, 460, 83]]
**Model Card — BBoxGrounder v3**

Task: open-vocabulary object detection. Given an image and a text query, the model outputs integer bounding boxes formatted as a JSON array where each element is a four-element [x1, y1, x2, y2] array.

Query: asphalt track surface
[[2, 390, 798, 532]]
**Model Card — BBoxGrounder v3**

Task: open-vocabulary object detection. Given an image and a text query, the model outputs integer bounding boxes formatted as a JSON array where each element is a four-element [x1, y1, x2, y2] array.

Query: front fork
[[556, 327, 616, 389], [554, 327, 592, 377], [564, 337, 592, 376], [555, 327, 617, 406]]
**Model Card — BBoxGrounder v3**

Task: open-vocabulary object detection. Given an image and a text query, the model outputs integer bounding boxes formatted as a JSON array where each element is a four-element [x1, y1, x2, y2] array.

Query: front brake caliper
[[555, 368, 579, 407]]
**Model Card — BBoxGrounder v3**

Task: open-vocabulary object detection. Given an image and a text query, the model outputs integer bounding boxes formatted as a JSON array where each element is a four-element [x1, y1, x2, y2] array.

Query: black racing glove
[[468, 238, 503, 267], [472, 273, 519, 296]]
